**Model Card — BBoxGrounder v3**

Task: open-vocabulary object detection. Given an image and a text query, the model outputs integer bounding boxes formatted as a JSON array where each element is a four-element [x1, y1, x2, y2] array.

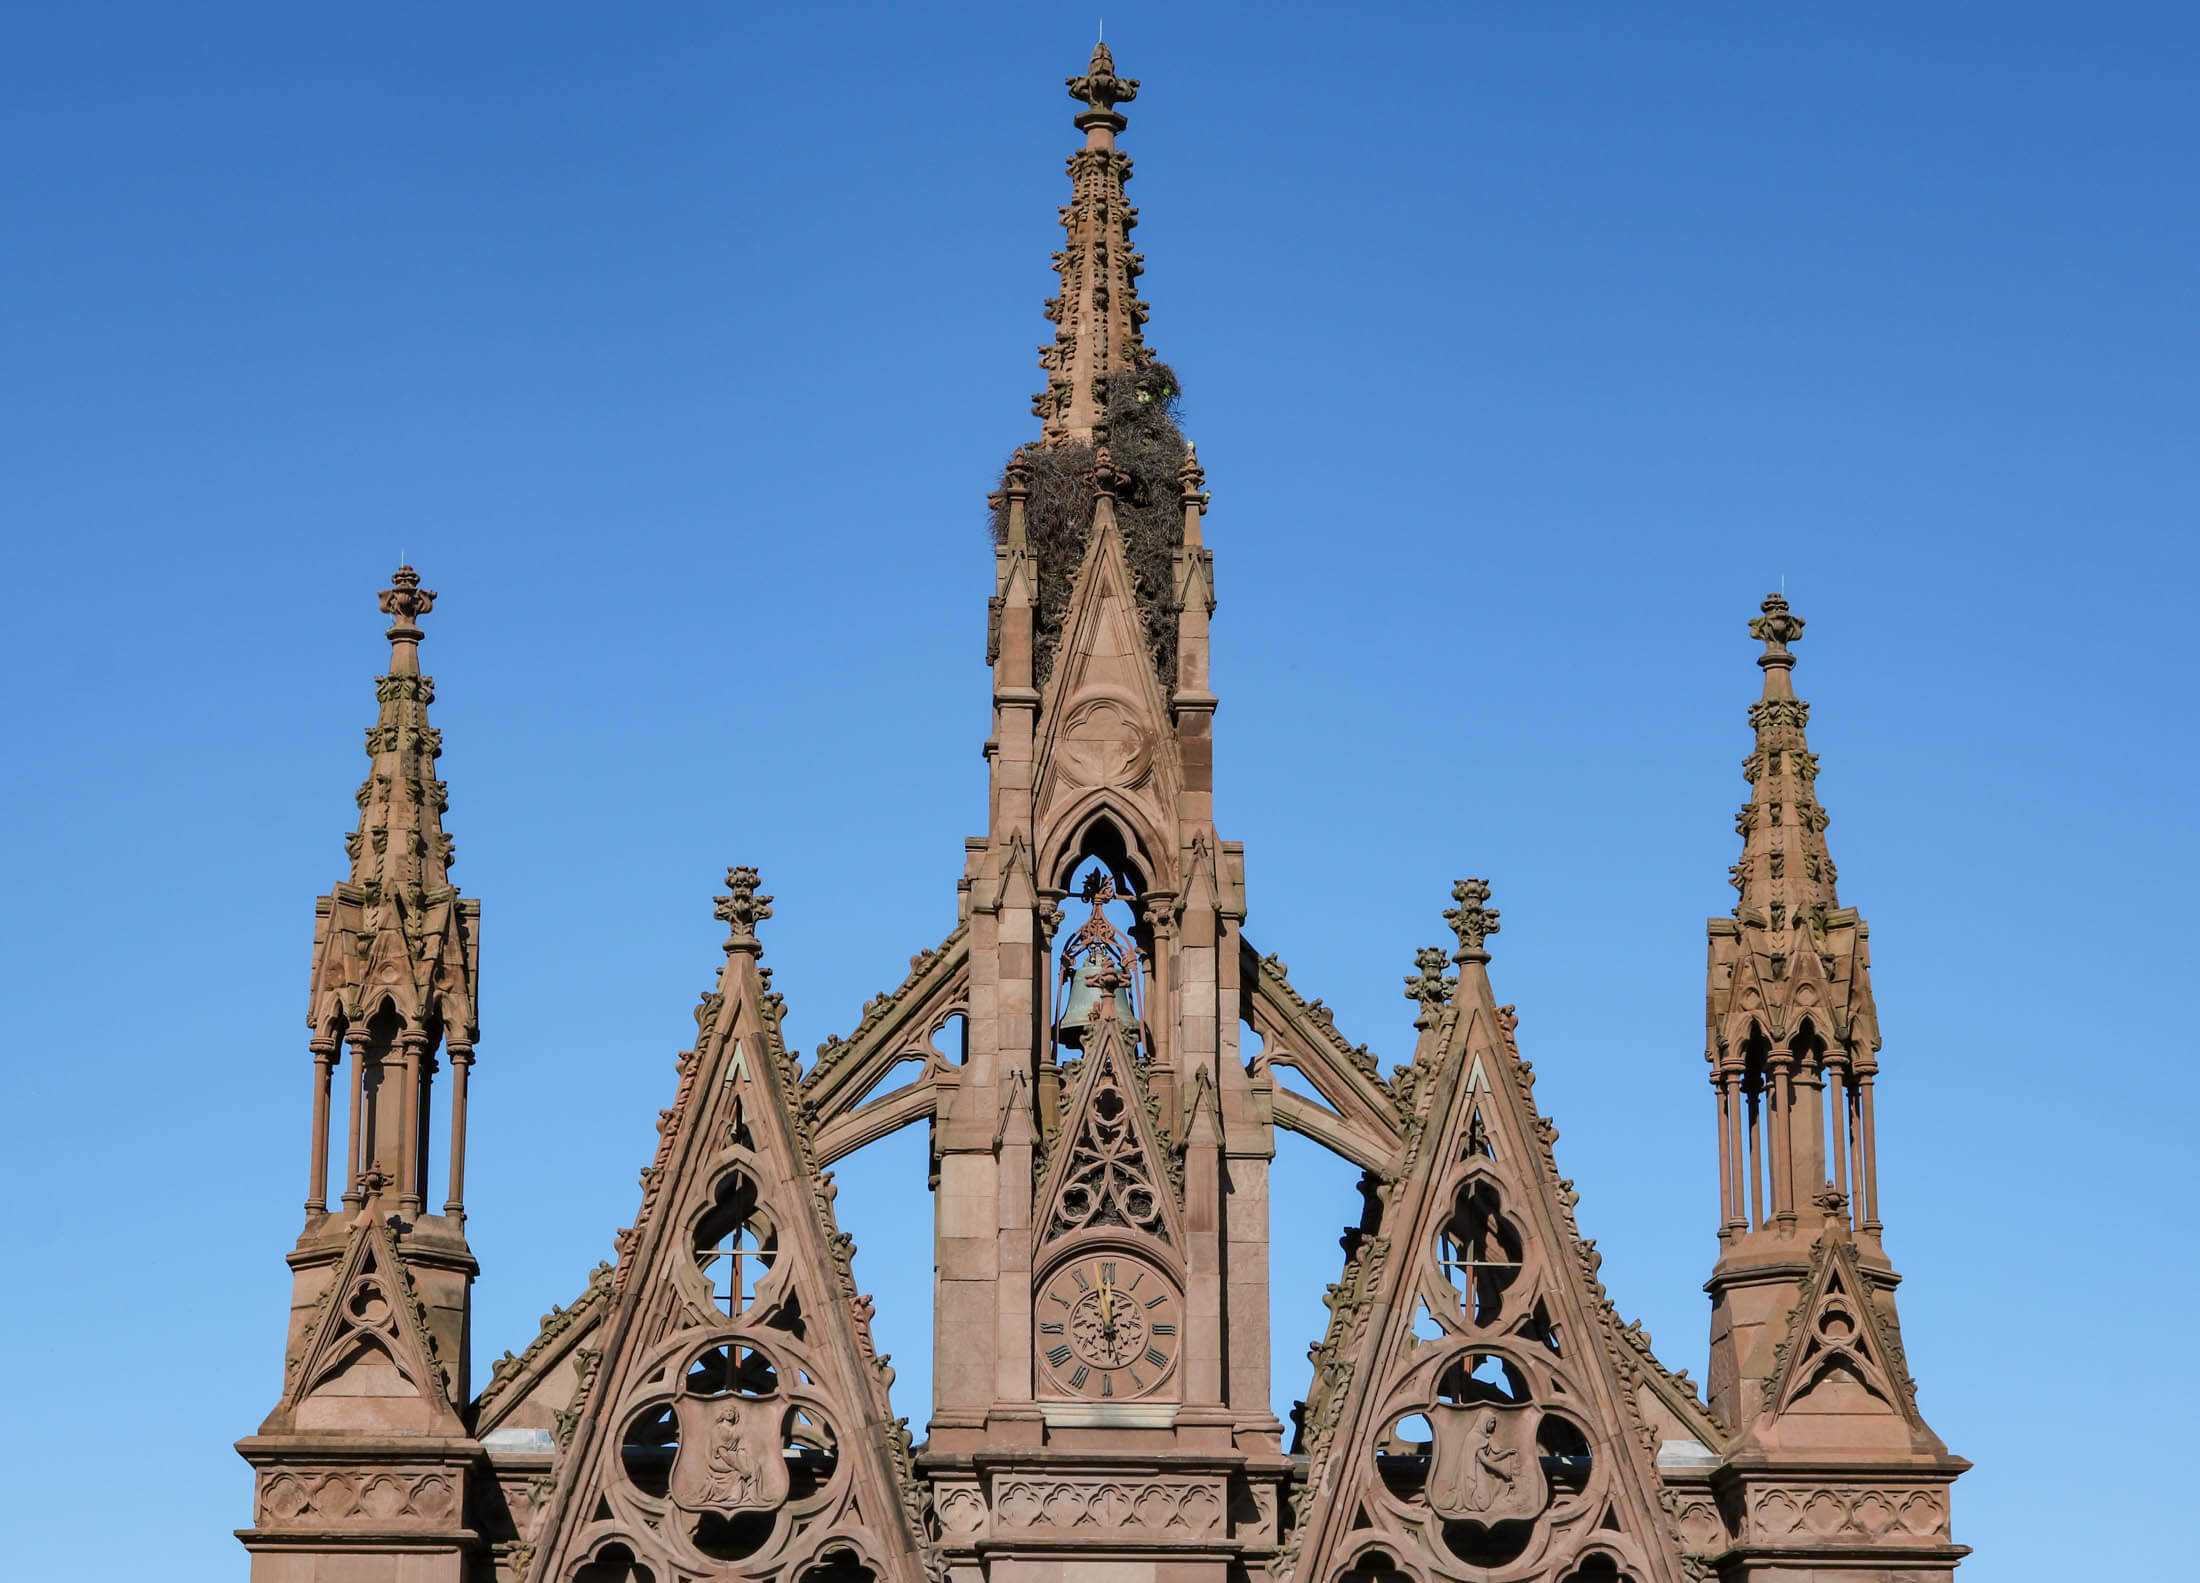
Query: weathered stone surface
[[240, 45, 1963, 1583]]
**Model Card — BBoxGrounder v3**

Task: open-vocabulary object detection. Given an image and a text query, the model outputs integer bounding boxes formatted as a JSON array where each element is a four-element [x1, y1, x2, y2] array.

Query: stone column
[[397, 1029, 430, 1218], [343, 1027, 372, 1207], [443, 1042, 473, 1217], [307, 1039, 337, 1215], [1767, 1051, 1795, 1225]]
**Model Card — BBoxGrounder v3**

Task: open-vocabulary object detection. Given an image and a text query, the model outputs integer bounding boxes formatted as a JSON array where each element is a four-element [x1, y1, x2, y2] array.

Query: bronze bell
[[1056, 959, 1136, 1049]]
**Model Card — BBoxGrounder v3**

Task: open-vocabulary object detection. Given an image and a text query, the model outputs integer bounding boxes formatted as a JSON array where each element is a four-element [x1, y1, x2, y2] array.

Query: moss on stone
[[990, 362, 1188, 690]]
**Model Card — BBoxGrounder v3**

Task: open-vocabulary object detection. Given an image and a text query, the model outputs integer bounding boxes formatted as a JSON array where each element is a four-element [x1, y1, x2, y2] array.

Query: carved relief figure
[[670, 1394, 789, 1517], [1428, 1404, 1545, 1524]]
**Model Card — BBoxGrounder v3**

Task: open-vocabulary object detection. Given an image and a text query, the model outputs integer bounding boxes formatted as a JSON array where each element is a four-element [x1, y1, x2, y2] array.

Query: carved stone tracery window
[[610, 1337, 843, 1571], [694, 1172, 777, 1318], [1438, 1180, 1523, 1328], [1046, 1056, 1169, 1243]]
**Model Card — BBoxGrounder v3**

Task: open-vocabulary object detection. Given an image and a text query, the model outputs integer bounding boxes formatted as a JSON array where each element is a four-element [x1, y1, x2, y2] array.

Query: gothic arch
[[1041, 798, 1164, 898]]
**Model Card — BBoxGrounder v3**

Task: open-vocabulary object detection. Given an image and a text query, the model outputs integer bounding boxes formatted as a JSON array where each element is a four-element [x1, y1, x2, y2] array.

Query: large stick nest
[[989, 363, 1189, 690]]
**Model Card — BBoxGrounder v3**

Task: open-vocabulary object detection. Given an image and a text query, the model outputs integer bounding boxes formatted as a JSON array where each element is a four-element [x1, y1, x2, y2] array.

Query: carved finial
[[714, 865, 774, 954], [1403, 946, 1454, 1030], [350, 1163, 394, 1221], [378, 564, 437, 633], [1090, 446, 1131, 500], [1003, 445, 1032, 497], [1036, 40, 1151, 442], [1178, 441, 1208, 501], [1750, 591, 1806, 671], [1067, 40, 1139, 128], [1445, 878, 1501, 965]]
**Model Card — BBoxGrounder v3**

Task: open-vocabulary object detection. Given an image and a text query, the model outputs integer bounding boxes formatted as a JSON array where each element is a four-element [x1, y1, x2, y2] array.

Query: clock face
[[1036, 1252, 1182, 1401]]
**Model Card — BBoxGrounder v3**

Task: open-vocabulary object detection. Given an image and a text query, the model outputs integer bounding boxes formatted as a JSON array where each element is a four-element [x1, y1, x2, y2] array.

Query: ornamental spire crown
[[1035, 42, 1151, 442], [1732, 592, 1840, 921], [348, 566, 456, 904], [307, 565, 478, 1049]]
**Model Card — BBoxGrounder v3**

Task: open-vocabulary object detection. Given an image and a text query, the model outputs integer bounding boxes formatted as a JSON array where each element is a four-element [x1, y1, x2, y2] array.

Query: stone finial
[[378, 565, 437, 634], [1178, 442, 1208, 502], [1403, 946, 1454, 1030], [1002, 445, 1032, 498], [1067, 41, 1139, 123], [1750, 591, 1806, 671], [1090, 447, 1131, 501], [715, 865, 775, 955], [1445, 878, 1500, 965]]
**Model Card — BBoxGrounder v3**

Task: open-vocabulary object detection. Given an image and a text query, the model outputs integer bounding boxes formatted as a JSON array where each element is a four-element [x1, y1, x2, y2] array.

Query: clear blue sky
[[5, 5, 2192, 1577]]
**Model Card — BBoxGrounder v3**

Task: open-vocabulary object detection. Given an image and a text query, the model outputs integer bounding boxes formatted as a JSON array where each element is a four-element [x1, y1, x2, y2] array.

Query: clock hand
[[1099, 1270, 1115, 1333]]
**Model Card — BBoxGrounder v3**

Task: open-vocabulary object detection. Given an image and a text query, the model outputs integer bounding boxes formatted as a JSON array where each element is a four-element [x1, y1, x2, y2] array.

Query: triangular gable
[[1752, 1232, 1944, 1458], [1286, 964, 1686, 1583], [1034, 1007, 1185, 1258], [529, 880, 928, 1583], [1031, 499, 1180, 877], [267, 1204, 466, 1438]]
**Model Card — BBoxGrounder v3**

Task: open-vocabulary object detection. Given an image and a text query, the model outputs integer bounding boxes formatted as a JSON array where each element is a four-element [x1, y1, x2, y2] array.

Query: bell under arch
[[1053, 852, 1146, 1054]]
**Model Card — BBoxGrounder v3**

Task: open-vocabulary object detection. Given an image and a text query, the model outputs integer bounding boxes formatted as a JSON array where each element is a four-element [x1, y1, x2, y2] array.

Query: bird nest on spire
[[990, 361, 1189, 690]]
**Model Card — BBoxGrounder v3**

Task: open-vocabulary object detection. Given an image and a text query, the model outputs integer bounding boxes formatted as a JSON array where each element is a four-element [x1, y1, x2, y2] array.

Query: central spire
[[1036, 41, 1151, 442]]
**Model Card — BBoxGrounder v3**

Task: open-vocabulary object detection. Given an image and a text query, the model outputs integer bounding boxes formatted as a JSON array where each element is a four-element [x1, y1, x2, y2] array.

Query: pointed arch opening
[[1739, 1027, 1773, 1230], [350, 1000, 405, 1192], [1438, 1180, 1524, 1328], [693, 1173, 778, 1321]]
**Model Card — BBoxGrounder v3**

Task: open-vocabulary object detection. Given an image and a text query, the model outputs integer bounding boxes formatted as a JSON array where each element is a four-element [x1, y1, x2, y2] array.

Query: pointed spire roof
[[1733, 593, 1839, 913], [1035, 42, 1151, 443], [307, 566, 478, 1043], [1712, 593, 1877, 1059]]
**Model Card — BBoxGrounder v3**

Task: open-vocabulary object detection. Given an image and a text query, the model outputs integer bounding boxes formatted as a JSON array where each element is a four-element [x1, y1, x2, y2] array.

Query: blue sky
[[4, 5, 2193, 1577]]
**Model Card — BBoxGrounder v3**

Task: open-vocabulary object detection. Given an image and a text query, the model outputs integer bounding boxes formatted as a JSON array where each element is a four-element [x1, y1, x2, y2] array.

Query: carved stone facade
[[238, 42, 1965, 1583]]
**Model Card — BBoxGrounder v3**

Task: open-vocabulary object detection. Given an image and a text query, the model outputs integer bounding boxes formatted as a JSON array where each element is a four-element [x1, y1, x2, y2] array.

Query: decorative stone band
[[932, 1474, 1227, 1545], [255, 1465, 463, 1530], [1746, 1483, 1949, 1544]]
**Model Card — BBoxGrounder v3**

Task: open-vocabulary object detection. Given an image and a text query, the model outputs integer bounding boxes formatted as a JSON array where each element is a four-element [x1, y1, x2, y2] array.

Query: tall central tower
[[920, 38, 1292, 1579]]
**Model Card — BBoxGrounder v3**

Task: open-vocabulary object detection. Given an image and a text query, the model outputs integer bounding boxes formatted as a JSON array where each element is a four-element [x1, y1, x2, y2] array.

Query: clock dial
[[1036, 1252, 1182, 1401]]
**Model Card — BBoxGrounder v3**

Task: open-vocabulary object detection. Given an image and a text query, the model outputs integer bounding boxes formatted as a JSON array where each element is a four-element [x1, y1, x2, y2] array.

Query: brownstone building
[[237, 45, 1967, 1583]]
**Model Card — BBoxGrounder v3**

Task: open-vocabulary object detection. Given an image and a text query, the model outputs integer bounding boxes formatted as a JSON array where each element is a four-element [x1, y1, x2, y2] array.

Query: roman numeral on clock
[[1144, 1294, 1166, 1309], [1040, 1321, 1063, 1334], [1070, 1365, 1089, 1389], [1150, 1322, 1175, 1335], [1048, 1345, 1073, 1368], [1146, 1346, 1169, 1367]]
